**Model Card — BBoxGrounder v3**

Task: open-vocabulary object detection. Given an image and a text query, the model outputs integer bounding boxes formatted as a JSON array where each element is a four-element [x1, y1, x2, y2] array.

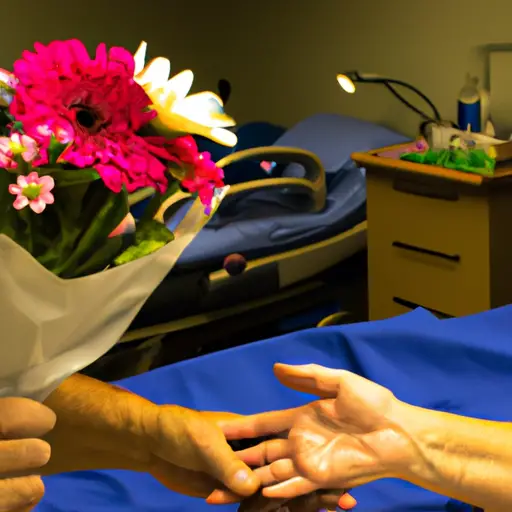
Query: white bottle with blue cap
[[458, 74, 481, 132]]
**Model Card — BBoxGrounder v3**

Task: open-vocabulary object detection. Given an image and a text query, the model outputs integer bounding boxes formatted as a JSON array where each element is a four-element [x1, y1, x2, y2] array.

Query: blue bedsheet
[[40, 305, 512, 512]]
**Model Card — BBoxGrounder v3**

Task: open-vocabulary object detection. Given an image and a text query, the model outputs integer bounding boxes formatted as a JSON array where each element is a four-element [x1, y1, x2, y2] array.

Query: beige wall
[[201, 0, 512, 138], [7, 0, 512, 138]]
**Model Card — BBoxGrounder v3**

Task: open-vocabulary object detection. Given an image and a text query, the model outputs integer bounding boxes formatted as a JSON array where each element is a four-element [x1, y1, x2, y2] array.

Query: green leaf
[[47, 136, 69, 165], [11, 120, 23, 133], [424, 150, 439, 165], [39, 168, 101, 187], [114, 219, 174, 266], [400, 152, 424, 163], [135, 219, 175, 244], [139, 179, 180, 223], [73, 236, 124, 277], [55, 183, 129, 278], [114, 239, 167, 266]]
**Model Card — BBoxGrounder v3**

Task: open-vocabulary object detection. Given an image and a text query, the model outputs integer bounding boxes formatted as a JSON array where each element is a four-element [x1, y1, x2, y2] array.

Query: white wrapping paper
[[0, 188, 228, 401]]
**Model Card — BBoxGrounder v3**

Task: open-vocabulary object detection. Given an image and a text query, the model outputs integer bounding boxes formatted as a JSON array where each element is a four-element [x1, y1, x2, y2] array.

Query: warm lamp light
[[336, 74, 356, 94], [336, 71, 441, 122]]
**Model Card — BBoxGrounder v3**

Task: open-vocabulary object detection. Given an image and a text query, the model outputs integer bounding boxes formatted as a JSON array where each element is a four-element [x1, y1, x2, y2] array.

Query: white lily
[[133, 41, 237, 147]]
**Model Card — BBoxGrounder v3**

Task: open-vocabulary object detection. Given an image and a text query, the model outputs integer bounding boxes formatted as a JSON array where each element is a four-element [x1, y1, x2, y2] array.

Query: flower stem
[[20, 208, 34, 254]]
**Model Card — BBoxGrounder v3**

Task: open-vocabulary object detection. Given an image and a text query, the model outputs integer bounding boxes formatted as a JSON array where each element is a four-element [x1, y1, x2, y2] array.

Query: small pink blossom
[[8, 171, 55, 213], [0, 133, 39, 169]]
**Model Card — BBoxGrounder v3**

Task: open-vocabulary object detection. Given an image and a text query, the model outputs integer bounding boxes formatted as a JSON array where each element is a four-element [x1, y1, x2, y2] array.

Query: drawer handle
[[393, 297, 453, 319], [392, 241, 460, 262]]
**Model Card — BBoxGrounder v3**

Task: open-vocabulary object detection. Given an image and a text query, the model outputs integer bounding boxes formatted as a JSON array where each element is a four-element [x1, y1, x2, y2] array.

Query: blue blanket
[[40, 306, 512, 511]]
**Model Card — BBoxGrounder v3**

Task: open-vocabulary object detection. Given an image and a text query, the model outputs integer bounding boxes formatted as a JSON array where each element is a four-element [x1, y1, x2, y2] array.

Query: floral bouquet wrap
[[0, 39, 236, 401]]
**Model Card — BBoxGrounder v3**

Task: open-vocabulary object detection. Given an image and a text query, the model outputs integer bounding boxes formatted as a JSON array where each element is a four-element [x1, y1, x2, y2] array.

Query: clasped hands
[[0, 364, 419, 512], [158, 362, 418, 511], [203, 363, 418, 511]]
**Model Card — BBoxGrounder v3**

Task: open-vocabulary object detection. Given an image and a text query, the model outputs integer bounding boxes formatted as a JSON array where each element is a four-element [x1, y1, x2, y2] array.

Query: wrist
[[106, 384, 160, 470], [43, 375, 159, 473], [388, 399, 459, 486]]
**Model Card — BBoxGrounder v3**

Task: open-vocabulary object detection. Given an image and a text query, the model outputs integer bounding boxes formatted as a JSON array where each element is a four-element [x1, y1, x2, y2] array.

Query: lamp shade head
[[336, 73, 356, 93]]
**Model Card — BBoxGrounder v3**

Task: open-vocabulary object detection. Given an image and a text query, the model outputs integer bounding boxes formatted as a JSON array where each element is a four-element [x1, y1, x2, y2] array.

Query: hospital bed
[[40, 304, 512, 511], [82, 114, 408, 381]]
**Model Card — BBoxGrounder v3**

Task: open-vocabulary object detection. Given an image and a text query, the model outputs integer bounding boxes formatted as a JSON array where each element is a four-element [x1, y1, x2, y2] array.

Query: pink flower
[[8, 171, 55, 213], [9, 39, 173, 194], [165, 136, 225, 214], [0, 133, 39, 169]]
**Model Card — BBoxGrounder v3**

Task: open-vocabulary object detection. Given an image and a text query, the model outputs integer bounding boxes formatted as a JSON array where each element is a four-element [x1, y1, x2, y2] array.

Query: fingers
[[0, 439, 51, 476], [255, 458, 299, 487], [222, 409, 299, 441], [0, 475, 45, 511], [201, 411, 242, 425], [273, 364, 344, 398], [205, 457, 301, 506], [236, 438, 291, 467], [205, 451, 300, 505], [339, 492, 358, 510], [199, 434, 259, 497], [262, 475, 320, 500], [0, 399, 56, 439], [150, 459, 219, 498], [235, 489, 356, 512], [285, 490, 357, 511]]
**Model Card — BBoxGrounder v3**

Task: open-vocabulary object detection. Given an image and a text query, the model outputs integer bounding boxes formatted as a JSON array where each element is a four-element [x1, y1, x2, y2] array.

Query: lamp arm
[[383, 82, 435, 121], [382, 78, 441, 121]]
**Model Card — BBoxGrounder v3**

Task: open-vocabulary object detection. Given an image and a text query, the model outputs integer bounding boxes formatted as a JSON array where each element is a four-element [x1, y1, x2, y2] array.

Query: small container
[[458, 74, 481, 132]]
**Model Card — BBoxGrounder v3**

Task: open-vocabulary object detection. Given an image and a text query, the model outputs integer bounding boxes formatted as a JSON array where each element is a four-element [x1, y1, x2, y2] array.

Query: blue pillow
[[279, 113, 410, 178]]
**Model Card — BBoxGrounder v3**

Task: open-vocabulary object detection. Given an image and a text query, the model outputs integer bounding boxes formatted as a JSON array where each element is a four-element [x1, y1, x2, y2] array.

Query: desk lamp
[[336, 71, 442, 123]]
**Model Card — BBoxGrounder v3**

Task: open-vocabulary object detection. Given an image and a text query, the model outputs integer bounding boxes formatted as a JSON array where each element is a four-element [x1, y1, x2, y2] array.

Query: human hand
[[217, 364, 420, 502], [0, 397, 56, 511], [146, 408, 357, 511], [144, 408, 260, 499]]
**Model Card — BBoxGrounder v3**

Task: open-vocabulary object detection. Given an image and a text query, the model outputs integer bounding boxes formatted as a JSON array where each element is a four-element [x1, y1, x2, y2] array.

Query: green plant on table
[[400, 147, 495, 177]]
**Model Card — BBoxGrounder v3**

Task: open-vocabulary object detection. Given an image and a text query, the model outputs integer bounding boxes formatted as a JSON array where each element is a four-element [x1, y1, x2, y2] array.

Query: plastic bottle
[[458, 74, 481, 132], [479, 86, 490, 132]]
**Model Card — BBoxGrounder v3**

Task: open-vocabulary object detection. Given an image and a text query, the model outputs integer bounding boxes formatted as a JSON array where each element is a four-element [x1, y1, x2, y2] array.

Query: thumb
[[273, 363, 345, 398], [201, 434, 260, 497]]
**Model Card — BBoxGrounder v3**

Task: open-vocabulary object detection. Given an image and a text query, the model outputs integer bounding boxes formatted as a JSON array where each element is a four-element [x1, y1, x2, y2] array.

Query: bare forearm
[[41, 373, 157, 475], [395, 401, 512, 511]]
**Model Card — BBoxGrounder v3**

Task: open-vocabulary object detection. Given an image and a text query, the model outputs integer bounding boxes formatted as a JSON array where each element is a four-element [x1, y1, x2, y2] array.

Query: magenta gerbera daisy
[[9, 39, 174, 193]]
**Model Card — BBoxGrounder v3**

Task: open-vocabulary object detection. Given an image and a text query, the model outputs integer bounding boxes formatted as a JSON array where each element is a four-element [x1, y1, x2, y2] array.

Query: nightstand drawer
[[368, 238, 490, 318], [366, 171, 489, 259]]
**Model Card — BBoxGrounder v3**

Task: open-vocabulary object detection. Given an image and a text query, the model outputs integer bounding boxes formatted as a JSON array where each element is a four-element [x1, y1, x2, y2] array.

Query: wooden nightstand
[[352, 142, 512, 321]]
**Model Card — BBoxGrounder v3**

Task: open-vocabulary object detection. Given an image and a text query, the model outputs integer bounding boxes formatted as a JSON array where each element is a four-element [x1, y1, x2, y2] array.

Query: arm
[[40, 373, 157, 475], [395, 401, 512, 511], [39, 373, 260, 501]]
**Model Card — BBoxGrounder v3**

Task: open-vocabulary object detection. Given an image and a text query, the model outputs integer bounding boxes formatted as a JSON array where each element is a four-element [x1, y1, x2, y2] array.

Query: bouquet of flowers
[[0, 39, 236, 401]]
